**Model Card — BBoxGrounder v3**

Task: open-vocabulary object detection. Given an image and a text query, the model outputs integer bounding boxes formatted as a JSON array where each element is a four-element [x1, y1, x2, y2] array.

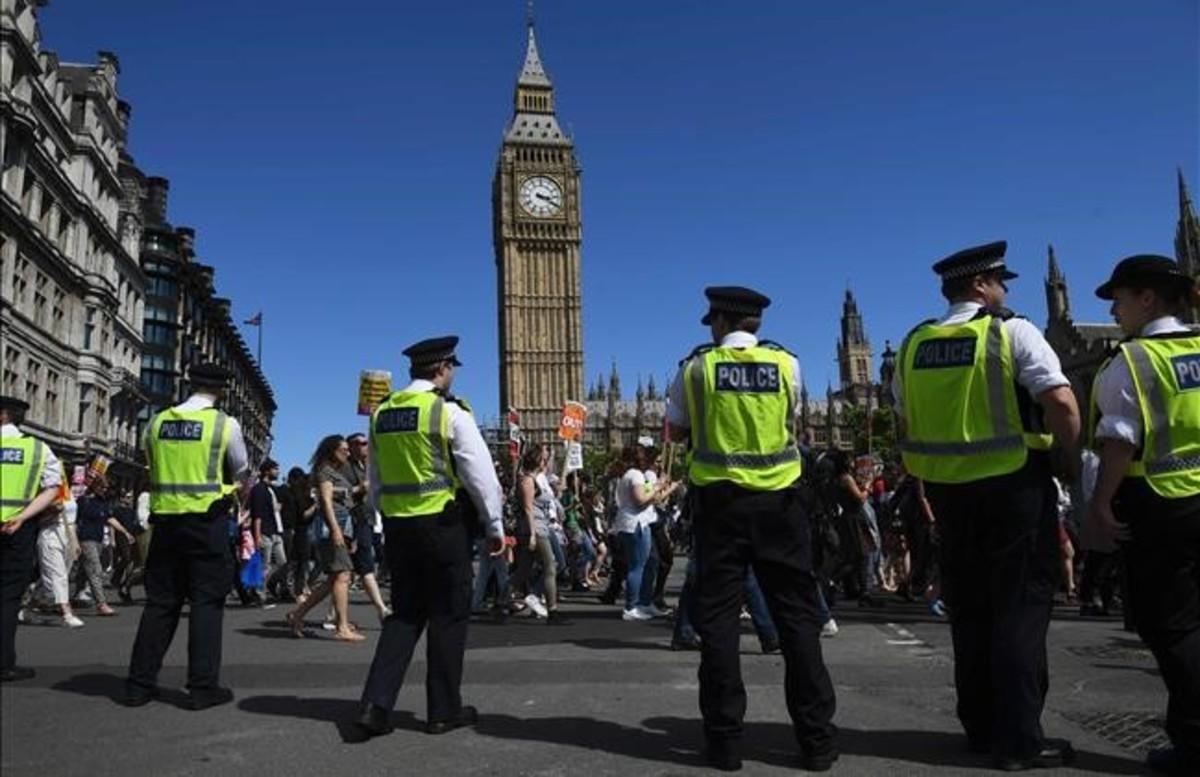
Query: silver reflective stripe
[[1125, 342, 1172, 464], [152, 483, 223, 494], [379, 477, 454, 495], [688, 358, 708, 454], [207, 412, 228, 481], [985, 317, 1011, 439], [785, 364, 797, 447], [0, 499, 28, 507], [693, 447, 801, 469], [21, 440, 45, 501], [899, 435, 1025, 456], [1145, 455, 1200, 476], [428, 398, 449, 486]]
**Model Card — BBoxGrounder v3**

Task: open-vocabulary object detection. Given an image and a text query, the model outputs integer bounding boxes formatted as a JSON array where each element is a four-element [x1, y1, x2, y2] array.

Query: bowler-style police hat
[[1094, 254, 1194, 300], [187, 362, 231, 390], [701, 286, 772, 325], [403, 336, 463, 367], [932, 241, 1018, 282], [0, 395, 30, 415]]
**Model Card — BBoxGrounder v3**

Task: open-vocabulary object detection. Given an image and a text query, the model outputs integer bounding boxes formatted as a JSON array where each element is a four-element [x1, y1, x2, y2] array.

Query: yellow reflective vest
[[147, 407, 234, 514], [371, 390, 460, 518], [898, 312, 1052, 484], [683, 344, 802, 490], [1097, 334, 1200, 499], [1, 435, 48, 522]]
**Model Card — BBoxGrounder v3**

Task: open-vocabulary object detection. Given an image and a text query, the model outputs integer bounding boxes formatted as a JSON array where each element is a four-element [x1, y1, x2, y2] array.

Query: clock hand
[[535, 192, 561, 204]]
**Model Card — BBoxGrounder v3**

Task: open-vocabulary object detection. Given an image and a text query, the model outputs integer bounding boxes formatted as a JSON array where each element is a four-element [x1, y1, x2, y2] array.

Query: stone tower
[[1045, 244, 1070, 324], [493, 17, 585, 442], [837, 289, 873, 400], [1176, 169, 1200, 324]]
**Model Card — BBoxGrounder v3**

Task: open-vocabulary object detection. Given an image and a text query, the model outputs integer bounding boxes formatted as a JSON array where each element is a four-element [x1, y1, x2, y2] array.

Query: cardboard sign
[[357, 370, 393, 416], [557, 401, 588, 441], [86, 454, 111, 482], [565, 441, 584, 473]]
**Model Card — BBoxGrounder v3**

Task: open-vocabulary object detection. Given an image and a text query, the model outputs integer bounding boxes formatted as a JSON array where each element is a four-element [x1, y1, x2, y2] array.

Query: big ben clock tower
[[493, 18, 584, 443]]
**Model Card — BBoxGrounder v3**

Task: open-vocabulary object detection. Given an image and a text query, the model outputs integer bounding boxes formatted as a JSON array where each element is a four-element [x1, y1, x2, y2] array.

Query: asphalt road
[[0, 573, 1167, 776]]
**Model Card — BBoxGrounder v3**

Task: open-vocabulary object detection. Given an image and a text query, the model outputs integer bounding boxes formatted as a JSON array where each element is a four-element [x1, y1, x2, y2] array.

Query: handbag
[[239, 549, 264, 589]]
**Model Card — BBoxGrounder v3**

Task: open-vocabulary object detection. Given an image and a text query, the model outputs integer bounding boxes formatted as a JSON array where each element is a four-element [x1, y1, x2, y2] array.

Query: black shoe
[[598, 593, 617, 605], [120, 682, 159, 707], [546, 610, 572, 625], [1078, 603, 1109, 617], [800, 748, 839, 772], [426, 705, 478, 735], [355, 702, 395, 737], [760, 636, 781, 654], [490, 606, 508, 624], [118, 590, 134, 604], [705, 739, 742, 772], [858, 593, 886, 608], [186, 686, 234, 711], [670, 636, 701, 651], [0, 666, 35, 683], [1147, 745, 1200, 776], [995, 740, 1075, 771], [571, 582, 590, 592]]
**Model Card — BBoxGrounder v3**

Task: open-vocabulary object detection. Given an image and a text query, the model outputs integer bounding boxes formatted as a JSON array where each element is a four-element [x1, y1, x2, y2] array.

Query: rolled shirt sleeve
[[448, 405, 505, 540], [666, 367, 689, 428], [1093, 356, 1142, 445], [224, 417, 252, 483], [40, 443, 63, 490], [1006, 318, 1070, 398]]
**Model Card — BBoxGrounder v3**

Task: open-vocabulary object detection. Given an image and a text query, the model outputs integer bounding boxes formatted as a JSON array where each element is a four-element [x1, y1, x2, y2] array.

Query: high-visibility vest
[[898, 313, 1053, 484], [371, 390, 460, 518], [0, 435, 48, 522], [683, 344, 802, 490], [147, 407, 234, 514], [1100, 334, 1200, 499]]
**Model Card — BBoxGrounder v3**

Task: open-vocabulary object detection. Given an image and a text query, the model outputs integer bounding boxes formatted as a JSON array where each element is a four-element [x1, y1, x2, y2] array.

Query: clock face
[[518, 176, 563, 218]]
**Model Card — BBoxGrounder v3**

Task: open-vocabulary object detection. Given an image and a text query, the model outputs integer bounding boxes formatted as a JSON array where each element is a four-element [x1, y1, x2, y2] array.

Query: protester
[[614, 439, 673, 621], [286, 436, 364, 642], [249, 459, 289, 603], [35, 483, 83, 627], [344, 432, 390, 623], [75, 477, 129, 616], [280, 467, 318, 602]]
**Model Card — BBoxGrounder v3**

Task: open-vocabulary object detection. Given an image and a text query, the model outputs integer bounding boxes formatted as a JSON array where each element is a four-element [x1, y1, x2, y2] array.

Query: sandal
[[95, 606, 118, 616], [334, 628, 366, 642], [285, 611, 306, 638]]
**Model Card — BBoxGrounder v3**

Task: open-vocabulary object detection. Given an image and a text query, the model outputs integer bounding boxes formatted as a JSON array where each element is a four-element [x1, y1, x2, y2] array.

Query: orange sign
[[557, 401, 588, 441]]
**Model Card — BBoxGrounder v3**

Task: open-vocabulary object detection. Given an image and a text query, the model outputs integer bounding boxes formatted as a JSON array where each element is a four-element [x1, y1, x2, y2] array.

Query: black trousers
[[652, 520, 674, 603], [0, 519, 38, 671], [127, 513, 233, 692], [603, 532, 628, 601], [691, 483, 837, 753], [361, 507, 472, 722], [1115, 479, 1200, 758], [924, 454, 1059, 760]]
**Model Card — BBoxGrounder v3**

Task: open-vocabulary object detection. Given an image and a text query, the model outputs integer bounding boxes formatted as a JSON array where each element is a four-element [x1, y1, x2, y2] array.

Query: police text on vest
[[0, 448, 25, 464], [1170, 353, 1200, 391], [715, 362, 780, 393], [913, 337, 977, 370], [158, 420, 205, 441], [376, 407, 420, 433]]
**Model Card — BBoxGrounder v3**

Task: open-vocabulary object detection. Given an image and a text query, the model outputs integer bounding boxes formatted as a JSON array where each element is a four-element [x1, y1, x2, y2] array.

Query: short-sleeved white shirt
[[613, 468, 657, 534], [1093, 316, 1190, 445]]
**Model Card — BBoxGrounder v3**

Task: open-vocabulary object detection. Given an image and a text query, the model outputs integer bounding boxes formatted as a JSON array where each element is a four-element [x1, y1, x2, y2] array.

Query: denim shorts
[[352, 519, 376, 575]]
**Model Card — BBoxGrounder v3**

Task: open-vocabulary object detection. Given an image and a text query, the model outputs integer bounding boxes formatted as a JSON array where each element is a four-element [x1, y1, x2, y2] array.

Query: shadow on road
[[238, 694, 423, 743], [51, 672, 192, 709]]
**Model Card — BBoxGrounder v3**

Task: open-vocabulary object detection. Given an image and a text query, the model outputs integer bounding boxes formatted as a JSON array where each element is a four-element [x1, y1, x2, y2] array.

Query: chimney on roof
[[145, 176, 169, 224]]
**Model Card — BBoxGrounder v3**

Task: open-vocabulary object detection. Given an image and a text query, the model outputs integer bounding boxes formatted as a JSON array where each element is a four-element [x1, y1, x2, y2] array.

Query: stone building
[[1, 0, 147, 486], [1044, 171, 1200, 411], [584, 367, 665, 452], [122, 172, 276, 465], [493, 19, 585, 444]]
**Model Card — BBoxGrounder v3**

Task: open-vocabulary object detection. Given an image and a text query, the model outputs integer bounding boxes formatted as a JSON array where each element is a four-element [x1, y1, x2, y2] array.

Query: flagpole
[[257, 313, 263, 368]]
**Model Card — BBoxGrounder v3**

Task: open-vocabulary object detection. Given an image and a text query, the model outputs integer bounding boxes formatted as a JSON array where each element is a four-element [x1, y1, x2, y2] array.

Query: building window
[[143, 321, 176, 348], [83, 307, 96, 350], [45, 369, 60, 424], [2, 347, 20, 394], [51, 288, 66, 337], [24, 359, 41, 419], [78, 384, 92, 434]]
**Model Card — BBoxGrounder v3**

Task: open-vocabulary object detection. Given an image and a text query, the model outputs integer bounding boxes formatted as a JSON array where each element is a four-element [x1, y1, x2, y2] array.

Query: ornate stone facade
[[493, 21, 585, 444], [1044, 172, 1200, 411], [1, 0, 146, 486]]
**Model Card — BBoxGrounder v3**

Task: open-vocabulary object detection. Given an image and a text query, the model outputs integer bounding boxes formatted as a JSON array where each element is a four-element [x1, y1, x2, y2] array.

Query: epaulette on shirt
[[678, 343, 714, 367], [974, 305, 1018, 322], [443, 393, 473, 414], [756, 339, 798, 359]]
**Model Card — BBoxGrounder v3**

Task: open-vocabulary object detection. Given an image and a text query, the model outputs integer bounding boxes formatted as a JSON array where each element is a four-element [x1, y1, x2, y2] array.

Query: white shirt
[[141, 393, 251, 481], [368, 380, 505, 540], [613, 468, 658, 533], [136, 491, 151, 530], [1, 422, 63, 490], [891, 301, 1069, 414], [1093, 315, 1190, 445], [666, 331, 802, 427]]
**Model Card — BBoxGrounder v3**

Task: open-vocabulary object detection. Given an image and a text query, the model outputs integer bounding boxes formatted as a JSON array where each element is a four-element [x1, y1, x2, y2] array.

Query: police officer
[[1088, 255, 1200, 776], [894, 241, 1081, 769], [356, 336, 505, 738], [124, 362, 251, 709], [666, 287, 837, 772], [1, 395, 63, 682]]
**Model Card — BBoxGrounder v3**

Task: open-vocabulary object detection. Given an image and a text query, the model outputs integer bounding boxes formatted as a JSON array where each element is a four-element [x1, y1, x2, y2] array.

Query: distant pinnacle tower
[[1176, 169, 1200, 324], [1045, 244, 1070, 323], [493, 10, 585, 442], [837, 289, 873, 398]]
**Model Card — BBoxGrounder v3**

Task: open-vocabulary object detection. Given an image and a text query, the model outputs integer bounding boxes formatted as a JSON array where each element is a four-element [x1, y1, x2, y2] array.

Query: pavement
[[0, 571, 1168, 777]]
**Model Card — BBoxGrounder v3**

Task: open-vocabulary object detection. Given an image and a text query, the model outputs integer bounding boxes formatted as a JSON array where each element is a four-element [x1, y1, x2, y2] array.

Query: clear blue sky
[[46, 1, 1198, 468]]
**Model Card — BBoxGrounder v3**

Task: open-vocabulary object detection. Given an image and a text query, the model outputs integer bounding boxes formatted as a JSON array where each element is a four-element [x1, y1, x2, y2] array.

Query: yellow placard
[[357, 370, 393, 416]]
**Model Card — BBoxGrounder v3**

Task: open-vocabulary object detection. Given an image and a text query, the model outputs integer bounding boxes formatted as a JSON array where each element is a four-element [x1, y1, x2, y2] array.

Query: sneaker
[[739, 607, 752, 621], [641, 604, 672, 618], [62, 614, 85, 628], [929, 599, 947, 618], [17, 608, 28, 624], [622, 607, 653, 621], [523, 594, 548, 619], [546, 609, 572, 625], [820, 619, 839, 638]]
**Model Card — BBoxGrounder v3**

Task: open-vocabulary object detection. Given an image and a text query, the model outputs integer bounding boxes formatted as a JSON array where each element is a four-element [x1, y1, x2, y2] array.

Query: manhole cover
[[1065, 711, 1169, 754], [1065, 644, 1154, 662]]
